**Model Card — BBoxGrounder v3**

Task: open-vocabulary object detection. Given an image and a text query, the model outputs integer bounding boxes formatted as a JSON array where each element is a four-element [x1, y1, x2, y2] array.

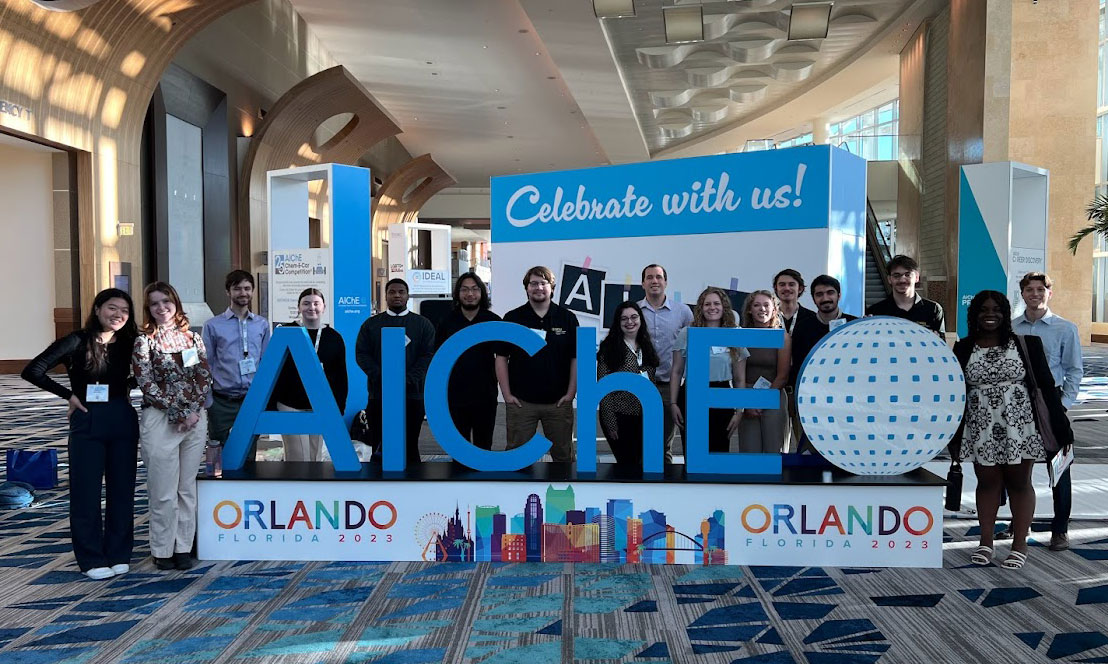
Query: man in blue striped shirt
[[1013, 271, 1083, 552]]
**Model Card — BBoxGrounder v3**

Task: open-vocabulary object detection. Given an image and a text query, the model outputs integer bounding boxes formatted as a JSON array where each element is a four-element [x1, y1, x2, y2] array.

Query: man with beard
[[637, 264, 692, 461], [435, 273, 502, 450], [866, 254, 945, 334], [356, 279, 436, 466], [790, 274, 857, 453], [202, 270, 271, 452], [496, 266, 580, 463]]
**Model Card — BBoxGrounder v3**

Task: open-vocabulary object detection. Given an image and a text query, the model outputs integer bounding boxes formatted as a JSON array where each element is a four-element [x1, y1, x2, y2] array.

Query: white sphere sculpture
[[796, 316, 965, 476]]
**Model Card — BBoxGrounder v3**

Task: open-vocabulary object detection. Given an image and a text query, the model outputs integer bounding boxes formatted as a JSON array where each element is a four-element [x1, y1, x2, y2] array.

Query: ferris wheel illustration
[[414, 512, 449, 561]]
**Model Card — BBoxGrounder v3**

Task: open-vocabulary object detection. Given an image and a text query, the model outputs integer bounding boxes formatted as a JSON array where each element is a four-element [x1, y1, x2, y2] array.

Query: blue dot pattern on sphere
[[796, 317, 966, 476]]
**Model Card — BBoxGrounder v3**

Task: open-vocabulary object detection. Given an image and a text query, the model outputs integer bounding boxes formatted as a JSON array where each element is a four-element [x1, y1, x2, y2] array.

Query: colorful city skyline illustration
[[415, 485, 726, 565]]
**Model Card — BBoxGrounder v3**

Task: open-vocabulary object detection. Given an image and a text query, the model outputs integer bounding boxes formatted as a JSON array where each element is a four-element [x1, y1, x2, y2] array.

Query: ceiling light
[[663, 6, 704, 44], [788, 2, 832, 40], [593, 0, 635, 19]]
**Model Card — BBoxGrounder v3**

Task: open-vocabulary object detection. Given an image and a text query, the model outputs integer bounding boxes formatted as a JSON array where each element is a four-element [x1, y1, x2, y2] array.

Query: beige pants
[[140, 407, 207, 558], [505, 400, 575, 462], [277, 402, 324, 462], [738, 389, 791, 453]]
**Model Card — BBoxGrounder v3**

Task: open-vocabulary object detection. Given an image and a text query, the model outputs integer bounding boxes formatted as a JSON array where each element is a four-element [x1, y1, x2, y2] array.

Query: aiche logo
[[212, 499, 397, 531], [738, 503, 934, 537]]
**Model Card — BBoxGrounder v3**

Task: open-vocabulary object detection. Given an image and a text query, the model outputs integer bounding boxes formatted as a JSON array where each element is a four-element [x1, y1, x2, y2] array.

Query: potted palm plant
[[1069, 194, 1108, 253]]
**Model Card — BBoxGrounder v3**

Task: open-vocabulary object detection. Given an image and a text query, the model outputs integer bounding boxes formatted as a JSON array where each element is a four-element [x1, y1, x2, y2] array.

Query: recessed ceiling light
[[425, 61, 433, 65], [431, 72, 438, 76], [788, 2, 832, 40], [535, 52, 541, 56], [593, 0, 635, 19], [497, 106, 507, 110], [663, 6, 704, 43], [507, 135, 514, 138], [482, 45, 488, 49], [518, 29, 529, 33], [547, 76, 556, 80], [494, 88, 500, 92]]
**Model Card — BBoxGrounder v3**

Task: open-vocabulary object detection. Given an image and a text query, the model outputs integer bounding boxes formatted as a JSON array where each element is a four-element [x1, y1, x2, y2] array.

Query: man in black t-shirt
[[435, 273, 502, 450], [792, 274, 858, 453], [495, 266, 580, 462], [865, 254, 945, 335]]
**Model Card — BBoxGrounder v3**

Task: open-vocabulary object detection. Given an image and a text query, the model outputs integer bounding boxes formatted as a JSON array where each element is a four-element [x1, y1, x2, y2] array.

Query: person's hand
[[176, 412, 200, 433], [726, 411, 742, 435], [67, 395, 88, 418], [670, 402, 684, 428], [504, 394, 523, 408], [555, 393, 574, 408]]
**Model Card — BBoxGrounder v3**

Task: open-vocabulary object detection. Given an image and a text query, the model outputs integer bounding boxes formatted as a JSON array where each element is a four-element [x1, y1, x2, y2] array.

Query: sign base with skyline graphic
[[196, 466, 943, 568]]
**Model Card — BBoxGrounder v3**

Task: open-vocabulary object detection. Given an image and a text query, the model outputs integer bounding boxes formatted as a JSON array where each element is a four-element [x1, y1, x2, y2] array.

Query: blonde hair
[[741, 290, 782, 328], [692, 287, 742, 360]]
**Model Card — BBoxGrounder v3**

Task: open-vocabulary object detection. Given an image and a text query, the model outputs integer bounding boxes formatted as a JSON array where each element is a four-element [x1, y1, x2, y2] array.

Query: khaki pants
[[140, 407, 207, 559], [277, 402, 324, 462], [506, 400, 575, 462], [738, 389, 790, 453]]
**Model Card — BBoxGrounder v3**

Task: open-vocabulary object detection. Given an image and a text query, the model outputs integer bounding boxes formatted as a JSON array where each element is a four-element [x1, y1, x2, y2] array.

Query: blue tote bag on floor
[[5, 450, 59, 489]]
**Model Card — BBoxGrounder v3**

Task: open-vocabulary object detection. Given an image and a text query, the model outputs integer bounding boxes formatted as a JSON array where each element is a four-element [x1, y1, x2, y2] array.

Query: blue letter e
[[223, 326, 361, 472]]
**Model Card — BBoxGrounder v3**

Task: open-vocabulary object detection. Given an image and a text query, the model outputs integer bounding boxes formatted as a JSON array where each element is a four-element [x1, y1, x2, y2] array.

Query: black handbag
[[349, 409, 370, 444], [945, 461, 963, 511]]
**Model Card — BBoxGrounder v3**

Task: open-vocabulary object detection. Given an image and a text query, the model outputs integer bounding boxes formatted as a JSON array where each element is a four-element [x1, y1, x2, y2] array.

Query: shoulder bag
[[1014, 335, 1060, 453]]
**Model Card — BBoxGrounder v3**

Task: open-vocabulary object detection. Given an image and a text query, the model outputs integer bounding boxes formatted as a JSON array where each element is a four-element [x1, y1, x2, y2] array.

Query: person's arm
[[557, 358, 577, 407], [177, 332, 211, 431], [201, 321, 215, 371], [1060, 324, 1083, 410], [771, 335, 791, 390], [258, 318, 271, 356], [495, 355, 520, 407], [132, 336, 177, 418], [670, 349, 686, 427], [1025, 335, 1075, 447], [354, 319, 381, 388], [727, 355, 748, 433], [21, 333, 79, 401], [407, 319, 436, 390], [933, 302, 946, 335]]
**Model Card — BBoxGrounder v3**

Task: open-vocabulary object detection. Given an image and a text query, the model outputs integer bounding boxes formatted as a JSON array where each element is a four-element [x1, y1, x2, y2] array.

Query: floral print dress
[[132, 325, 212, 424], [959, 339, 1045, 466]]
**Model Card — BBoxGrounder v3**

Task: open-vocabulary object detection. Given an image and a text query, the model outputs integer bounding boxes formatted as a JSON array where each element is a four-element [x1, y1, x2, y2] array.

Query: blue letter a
[[223, 326, 361, 472]]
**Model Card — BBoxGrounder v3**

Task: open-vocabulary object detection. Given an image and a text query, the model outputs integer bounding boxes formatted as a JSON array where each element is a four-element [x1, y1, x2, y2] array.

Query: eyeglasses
[[527, 281, 550, 288], [619, 315, 640, 323], [458, 287, 481, 294]]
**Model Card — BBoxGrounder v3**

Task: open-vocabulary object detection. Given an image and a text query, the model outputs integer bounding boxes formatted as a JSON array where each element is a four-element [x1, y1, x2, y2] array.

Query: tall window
[[1095, 0, 1108, 323], [777, 133, 813, 149], [828, 100, 899, 161]]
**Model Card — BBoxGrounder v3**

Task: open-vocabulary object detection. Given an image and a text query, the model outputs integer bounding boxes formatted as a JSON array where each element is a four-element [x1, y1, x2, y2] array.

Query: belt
[[213, 392, 245, 403]]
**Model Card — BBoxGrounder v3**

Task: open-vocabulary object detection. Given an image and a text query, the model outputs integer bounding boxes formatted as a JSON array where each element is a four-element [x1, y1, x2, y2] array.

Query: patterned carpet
[[2, 377, 1108, 663]]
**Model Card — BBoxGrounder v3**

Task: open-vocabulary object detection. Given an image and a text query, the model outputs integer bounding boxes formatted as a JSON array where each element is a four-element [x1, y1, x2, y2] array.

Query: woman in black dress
[[597, 301, 659, 467], [22, 288, 140, 580], [951, 291, 1072, 569]]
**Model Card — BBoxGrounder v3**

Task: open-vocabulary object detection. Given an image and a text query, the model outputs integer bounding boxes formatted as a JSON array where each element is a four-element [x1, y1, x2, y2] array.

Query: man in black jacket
[[435, 273, 502, 450], [355, 279, 436, 466]]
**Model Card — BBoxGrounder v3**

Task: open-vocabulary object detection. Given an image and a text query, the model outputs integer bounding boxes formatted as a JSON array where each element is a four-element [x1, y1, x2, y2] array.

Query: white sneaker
[[85, 567, 115, 580], [110, 564, 129, 575]]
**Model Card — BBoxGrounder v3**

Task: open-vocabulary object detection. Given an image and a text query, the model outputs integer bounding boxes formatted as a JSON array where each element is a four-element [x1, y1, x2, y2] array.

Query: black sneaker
[[1048, 533, 1070, 551], [173, 552, 197, 570], [153, 557, 175, 570]]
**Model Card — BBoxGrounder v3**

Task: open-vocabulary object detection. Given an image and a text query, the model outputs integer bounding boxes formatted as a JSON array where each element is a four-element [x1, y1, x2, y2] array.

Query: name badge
[[753, 376, 772, 390], [828, 318, 847, 331], [533, 329, 548, 342], [86, 383, 109, 402], [640, 370, 650, 379], [239, 357, 257, 375], [182, 347, 200, 368]]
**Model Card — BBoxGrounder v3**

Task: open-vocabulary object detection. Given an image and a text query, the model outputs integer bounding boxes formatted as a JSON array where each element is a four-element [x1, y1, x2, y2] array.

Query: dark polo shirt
[[435, 307, 502, 405], [866, 294, 945, 334], [497, 302, 579, 404]]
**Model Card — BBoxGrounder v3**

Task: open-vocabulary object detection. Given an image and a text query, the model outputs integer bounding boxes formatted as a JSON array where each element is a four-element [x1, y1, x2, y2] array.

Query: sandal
[[970, 545, 993, 566], [1001, 550, 1028, 570]]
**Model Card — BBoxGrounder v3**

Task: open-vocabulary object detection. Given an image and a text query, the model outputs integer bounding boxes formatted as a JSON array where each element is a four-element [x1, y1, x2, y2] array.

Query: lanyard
[[311, 326, 323, 355], [784, 313, 797, 335], [239, 316, 250, 358]]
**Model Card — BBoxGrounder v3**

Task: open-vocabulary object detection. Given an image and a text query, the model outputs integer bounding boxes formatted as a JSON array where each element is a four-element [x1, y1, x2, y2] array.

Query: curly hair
[[741, 290, 782, 329], [692, 286, 744, 360], [965, 290, 1013, 345]]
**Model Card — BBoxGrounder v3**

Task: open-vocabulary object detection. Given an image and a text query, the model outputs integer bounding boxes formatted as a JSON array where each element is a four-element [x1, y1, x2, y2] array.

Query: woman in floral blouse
[[133, 282, 212, 571]]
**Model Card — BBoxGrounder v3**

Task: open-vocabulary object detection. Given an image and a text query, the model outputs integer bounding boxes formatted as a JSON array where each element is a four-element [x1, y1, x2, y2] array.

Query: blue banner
[[491, 146, 836, 243]]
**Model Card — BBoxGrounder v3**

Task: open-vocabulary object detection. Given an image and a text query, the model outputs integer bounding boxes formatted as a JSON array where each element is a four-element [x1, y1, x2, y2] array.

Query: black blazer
[[950, 334, 1074, 453]]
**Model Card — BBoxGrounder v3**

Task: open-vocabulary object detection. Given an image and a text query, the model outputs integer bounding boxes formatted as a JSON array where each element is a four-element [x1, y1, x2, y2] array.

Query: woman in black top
[[274, 288, 348, 462], [21, 288, 140, 580], [950, 291, 1073, 570], [597, 301, 659, 467]]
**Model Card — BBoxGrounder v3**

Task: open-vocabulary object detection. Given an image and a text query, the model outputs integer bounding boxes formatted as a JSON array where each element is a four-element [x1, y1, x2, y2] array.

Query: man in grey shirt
[[638, 264, 693, 462]]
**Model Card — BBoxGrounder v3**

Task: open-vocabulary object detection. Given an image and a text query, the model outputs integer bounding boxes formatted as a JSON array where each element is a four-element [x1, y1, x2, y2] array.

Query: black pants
[[367, 397, 425, 466], [1050, 395, 1072, 535], [678, 382, 733, 454], [67, 398, 139, 571], [600, 411, 644, 467], [449, 398, 497, 450]]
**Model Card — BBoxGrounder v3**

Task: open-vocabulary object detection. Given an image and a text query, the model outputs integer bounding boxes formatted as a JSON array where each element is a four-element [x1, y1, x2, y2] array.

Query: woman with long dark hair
[[22, 288, 140, 580], [597, 301, 659, 466], [669, 287, 749, 452], [273, 288, 348, 461], [952, 290, 1072, 569], [132, 282, 212, 571]]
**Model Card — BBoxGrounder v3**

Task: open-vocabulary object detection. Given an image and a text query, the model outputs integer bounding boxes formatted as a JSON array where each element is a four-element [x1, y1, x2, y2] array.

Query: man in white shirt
[[638, 264, 693, 462], [1013, 271, 1083, 551]]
